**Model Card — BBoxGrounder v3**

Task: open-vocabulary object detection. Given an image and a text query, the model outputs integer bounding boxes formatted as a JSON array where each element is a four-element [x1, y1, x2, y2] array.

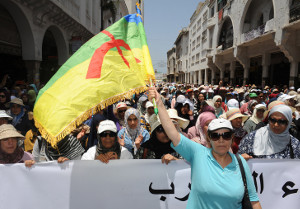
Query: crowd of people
[[2, 76, 300, 208]]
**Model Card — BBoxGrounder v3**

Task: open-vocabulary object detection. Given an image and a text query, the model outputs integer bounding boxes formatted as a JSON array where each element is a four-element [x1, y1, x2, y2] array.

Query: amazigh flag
[[33, 4, 155, 147]]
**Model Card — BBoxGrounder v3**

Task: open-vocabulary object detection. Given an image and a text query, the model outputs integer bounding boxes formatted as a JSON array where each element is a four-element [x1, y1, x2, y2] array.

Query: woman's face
[[0, 93, 6, 104], [256, 109, 265, 119], [181, 104, 189, 115], [117, 107, 127, 120], [231, 117, 242, 129], [209, 129, 232, 156], [127, 114, 138, 129], [100, 131, 116, 149], [155, 126, 170, 143], [198, 94, 205, 102], [0, 118, 8, 126], [11, 104, 22, 115], [22, 95, 28, 103], [269, 112, 288, 134], [202, 119, 213, 136], [214, 99, 222, 108], [147, 106, 155, 116], [0, 137, 18, 154]]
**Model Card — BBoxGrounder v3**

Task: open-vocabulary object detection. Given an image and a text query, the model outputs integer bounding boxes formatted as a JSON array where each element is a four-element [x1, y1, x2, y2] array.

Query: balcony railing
[[244, 24, 265, 42], [290, 2, 300, 23]]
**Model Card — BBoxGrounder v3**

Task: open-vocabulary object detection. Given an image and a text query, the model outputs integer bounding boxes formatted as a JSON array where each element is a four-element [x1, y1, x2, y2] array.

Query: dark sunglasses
[[155, 125, 165, 133], [257, 109, 265, 113], [99, 131, 116, 138], [209, 132, 232, 141], [269, 117, 288, 126], [0, 95, 5, 98]]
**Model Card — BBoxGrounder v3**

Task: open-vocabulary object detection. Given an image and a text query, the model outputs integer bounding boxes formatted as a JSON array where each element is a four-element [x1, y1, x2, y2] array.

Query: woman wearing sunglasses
[[135, 114, 181, 164], [81, 120, 132, 163], [148, 87, 261, 209], [239, 104, 300, 159]]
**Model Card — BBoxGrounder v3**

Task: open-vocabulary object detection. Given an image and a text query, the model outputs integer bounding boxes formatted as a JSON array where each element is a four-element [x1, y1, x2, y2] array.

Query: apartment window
[[203, 11, 208, 21], [202, 30, 207, 42], [210, 6, 215, 17], [196, 36, 200, 48]]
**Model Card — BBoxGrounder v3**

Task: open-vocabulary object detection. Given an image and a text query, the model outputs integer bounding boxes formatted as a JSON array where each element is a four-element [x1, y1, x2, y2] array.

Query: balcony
[[244, 24, 265, 42], [207, 17, 215, 29], [290, 2, 300, 23]]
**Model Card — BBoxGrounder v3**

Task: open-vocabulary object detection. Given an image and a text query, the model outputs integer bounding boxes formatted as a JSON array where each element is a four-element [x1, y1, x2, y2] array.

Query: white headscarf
[[212, 95, 224, 118], [253, 104, 292, 155], [250, 104, 266, 124], [124, 108, 143, 142]]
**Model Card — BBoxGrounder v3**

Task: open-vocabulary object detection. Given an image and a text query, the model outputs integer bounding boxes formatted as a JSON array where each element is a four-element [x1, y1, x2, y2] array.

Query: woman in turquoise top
[[148, 87, 262, 209]]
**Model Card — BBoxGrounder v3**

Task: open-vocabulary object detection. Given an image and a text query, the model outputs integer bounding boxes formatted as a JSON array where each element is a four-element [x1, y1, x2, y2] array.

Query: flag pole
[[149, 78, 158, 115]]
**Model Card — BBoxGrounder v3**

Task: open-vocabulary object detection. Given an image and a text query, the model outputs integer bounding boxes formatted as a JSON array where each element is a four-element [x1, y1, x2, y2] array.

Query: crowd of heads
[[1, 78, 300, 166]]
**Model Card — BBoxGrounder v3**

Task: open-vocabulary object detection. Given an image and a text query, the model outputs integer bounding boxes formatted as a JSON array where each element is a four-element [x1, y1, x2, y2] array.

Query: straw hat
[[263, 101, 285, 119], [149, 114, 161, 133], [167, 109, 189, 129], [225, 108, 249, 123], [0, 110, 12, 120], [9, 98, 25, 106], [0, 124, 24, 140]]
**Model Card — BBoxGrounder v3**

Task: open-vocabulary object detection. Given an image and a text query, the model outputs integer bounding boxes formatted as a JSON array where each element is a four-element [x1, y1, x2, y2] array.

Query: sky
[[144, 0, 202, 74]]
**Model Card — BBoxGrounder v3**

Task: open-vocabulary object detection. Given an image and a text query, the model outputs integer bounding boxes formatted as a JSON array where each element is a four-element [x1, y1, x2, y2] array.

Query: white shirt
[[81, 145, 133, 160]]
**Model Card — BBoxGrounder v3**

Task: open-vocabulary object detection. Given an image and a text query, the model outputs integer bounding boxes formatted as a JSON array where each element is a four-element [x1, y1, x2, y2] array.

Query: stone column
[[204, 69, 208, 84], [230, 61, 236, 86], [243, 64, 250, 86], [220, 69, 224, 81], [24, 60, 41, 86], [198, 70, 202, 85], [211, 69, 215, 85], [262, 53, 270, 87], [289, 60, 299, 87]]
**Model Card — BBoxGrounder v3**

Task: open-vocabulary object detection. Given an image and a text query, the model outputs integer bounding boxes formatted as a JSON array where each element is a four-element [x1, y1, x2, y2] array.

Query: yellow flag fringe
[[34, 86, 148, 148]]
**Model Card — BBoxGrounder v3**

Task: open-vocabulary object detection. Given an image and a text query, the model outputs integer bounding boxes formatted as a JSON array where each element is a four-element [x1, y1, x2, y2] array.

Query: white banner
[[0, 159, 300, 209]]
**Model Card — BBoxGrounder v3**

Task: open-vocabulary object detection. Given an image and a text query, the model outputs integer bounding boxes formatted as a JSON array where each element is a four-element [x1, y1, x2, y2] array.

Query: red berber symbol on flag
[[86, 30, 141, 79]]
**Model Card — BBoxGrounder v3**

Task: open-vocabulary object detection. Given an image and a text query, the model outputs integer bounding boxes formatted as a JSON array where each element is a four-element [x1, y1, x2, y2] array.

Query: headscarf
[[212, 95, 224, 118], [250, 104, 266, 124], [29, 84, 38, 94], [86, 114, 107, 149], [124, 108, 144, 141], [10, 105, 25, 127], [45, 134, 85, 160], [253, 104, 292, 155], [141, 128, 174, 159], [95, 134, 121, 159], [27, 89, 36, 104], [194, 112, 216, 146], [0, 143, 24, 164], [200, 103, 215, 114], [246, 100, 258, 115]]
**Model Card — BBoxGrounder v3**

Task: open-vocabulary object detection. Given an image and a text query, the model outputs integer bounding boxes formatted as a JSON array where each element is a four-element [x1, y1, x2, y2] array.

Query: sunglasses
[[257, 109, 265, 113], [117, 109, 126, 113], [209, 132, 232, 141], [99, 131, 116, 138], [155, 125, 165, 133], [269, 117, 288, 126], [0, 95, 5, 98]]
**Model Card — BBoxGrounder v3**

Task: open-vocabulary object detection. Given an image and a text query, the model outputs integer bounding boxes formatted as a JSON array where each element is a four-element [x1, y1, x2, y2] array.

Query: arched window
[[218, 18, 233, 50]]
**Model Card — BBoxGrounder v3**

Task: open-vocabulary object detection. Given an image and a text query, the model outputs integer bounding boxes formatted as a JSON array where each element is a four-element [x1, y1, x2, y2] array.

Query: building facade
[[0, 0, 143, 86], [167, 0, 300, 87]]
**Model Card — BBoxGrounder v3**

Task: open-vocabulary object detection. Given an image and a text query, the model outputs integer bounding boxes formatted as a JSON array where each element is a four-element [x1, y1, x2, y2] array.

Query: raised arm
[[148, 87, 181, 146]]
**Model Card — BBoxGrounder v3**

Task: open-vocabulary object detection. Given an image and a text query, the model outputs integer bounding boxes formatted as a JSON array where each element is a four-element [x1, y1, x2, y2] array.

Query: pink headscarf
[[188, 112, 216, 146]]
